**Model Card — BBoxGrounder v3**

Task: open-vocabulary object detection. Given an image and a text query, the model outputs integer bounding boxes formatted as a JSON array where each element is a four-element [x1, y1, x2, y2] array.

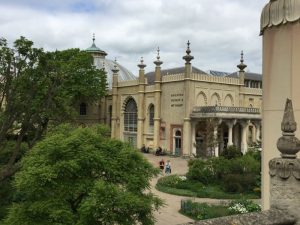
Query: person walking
[[159, 159, 165, 172], [165, 160, 171, 175]]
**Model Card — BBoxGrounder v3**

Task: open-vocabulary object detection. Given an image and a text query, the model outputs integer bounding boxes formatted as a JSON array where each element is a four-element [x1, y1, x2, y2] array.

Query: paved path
[[143, 153, 194, 225], [142, 153, 261, 225]]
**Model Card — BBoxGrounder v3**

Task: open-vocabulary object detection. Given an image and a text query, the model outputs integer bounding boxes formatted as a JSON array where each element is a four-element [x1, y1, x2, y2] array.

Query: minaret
[[111, 59, 119, 138], [260, 0, 300, 210], [237, 51, 247, 107], [153, 47, 163, 149], [237, 51, 247, 85], [137, 57, 146, 149], [182, 41, 194, 156]]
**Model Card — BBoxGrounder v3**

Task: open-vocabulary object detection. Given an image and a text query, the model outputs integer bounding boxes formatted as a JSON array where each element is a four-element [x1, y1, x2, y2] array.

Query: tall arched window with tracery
[[148, 104, 154, 132], [124, 98, 137, 132]]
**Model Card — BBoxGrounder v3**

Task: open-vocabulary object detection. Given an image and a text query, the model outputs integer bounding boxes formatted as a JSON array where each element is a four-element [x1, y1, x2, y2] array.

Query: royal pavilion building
[[77, 37, 262, 157]]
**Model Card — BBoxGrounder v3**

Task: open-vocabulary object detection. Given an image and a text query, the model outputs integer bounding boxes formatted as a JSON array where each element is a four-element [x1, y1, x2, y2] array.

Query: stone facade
[[78, 42, 262, 157], [78, 40, 262, 156]]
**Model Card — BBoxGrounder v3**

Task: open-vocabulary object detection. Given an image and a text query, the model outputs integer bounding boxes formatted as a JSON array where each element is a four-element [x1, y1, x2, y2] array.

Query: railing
[[192, 106, 260, 114]]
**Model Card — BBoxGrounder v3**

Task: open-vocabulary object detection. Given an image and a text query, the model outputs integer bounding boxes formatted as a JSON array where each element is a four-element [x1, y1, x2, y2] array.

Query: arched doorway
[[173, 129, 182, 156]]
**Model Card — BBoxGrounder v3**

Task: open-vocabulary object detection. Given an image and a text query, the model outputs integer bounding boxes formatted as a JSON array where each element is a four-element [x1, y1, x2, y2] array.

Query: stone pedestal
[[269, 158, 300, 224]]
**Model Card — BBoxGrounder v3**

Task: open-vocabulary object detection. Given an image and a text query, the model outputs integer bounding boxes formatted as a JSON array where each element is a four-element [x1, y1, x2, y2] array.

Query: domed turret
[[86, 35, 136, 89], [260, 0, 300, 35]]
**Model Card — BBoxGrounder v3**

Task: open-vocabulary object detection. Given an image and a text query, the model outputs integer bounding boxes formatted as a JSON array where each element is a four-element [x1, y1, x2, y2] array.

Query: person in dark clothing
[[155, 146, 162, 156]]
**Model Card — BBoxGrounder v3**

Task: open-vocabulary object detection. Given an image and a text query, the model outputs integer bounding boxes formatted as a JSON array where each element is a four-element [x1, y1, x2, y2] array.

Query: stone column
[[226, 120, 234, 146], [269, 99, 300, 224], [111, 63, 119, 138], [182, 41, 194, 156], [214, 126, 219, 157], [153, 48, 162, 149], [137, 58, 146, 149], [240, 121, 249, 154], [253, 121, 261, 142], [191, 122, 196, 155], [261, 0, 300, 209]]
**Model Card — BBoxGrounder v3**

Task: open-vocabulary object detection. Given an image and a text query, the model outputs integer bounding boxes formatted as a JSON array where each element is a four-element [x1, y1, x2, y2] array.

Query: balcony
[[190, 106, 261, 120]]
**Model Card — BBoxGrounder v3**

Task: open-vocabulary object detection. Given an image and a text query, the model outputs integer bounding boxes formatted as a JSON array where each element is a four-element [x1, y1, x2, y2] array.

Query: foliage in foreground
[[4, 125, 162, 225], [0, 36, 107, 182], [180, 199, 261, 221]]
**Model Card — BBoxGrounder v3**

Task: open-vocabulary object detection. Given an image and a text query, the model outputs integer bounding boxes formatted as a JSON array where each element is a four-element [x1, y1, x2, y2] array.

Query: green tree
[[4, 125, 162, 225], [0, 37, 107, 181]]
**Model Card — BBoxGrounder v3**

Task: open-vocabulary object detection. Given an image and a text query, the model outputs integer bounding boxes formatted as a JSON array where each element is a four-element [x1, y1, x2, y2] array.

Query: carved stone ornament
[[276, 99, 300, 158], [269, 158, 300, 179], [260, 0, 300, 35]]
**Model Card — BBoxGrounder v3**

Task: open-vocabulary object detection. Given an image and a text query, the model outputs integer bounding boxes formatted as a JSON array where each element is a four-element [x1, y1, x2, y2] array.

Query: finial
[[183, 40, 194, 64], [92, 33, 95, 43], [111, 57, 119, 74], [138, 56, 146, 69], [237, 50, 247, 72], [154, 46, 163, 66], [277, 99, 300, 158]]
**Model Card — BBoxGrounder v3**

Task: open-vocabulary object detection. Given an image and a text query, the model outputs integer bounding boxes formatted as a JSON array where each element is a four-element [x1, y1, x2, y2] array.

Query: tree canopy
[[4, 125, 162, 225], [0, 36, 107, 181]]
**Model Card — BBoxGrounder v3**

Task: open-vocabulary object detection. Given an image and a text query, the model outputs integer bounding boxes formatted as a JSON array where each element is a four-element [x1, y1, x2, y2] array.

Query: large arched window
[[149, 104, 154, 126], [80, 103, 87, 115], [124, 99, 137, 132]]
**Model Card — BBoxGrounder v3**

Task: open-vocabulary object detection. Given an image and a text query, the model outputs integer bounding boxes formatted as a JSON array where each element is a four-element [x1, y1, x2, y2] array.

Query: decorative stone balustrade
[[191, 73, 240, 85], [192, 106, 260, 114], [145, 85, 155, 92], [162, 73, 184, 82], [240, 87, 263, 95], [117, 79, 139, 87]]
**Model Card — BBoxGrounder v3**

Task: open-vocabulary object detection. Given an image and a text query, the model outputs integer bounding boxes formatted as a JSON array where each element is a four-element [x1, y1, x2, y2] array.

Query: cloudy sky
[[0, 0, 267, 75]]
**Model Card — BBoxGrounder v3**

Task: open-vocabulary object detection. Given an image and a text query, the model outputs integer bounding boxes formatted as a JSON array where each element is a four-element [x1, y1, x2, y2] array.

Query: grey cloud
[[0, 0, 267, 74]]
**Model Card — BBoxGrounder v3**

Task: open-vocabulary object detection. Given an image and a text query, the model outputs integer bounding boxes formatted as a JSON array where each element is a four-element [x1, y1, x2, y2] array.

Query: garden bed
[[180, 199, 261, 221]]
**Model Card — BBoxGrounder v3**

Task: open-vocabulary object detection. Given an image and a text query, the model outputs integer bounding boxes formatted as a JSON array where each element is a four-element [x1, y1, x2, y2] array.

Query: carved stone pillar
[[253, 121, 261, 142], [111, 63, 119, 139], [137, 58, 146, 149], [214, 125, 219, 157], [226, 120, 235, 146], [240, 121, 249, 154], [153, 48, 162, 149], [269, 99, 300, 223]]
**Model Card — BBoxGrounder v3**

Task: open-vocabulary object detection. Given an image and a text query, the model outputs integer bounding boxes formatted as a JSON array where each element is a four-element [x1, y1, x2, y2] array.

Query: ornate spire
[[111, 58, 119, 74], [237, 51, 247, 72], [277, 99, 300, 158], [138, 57, 146, 69], [183, 40, 194, 64], [92, 33, 95, 43], [154, 47, 163, 66]]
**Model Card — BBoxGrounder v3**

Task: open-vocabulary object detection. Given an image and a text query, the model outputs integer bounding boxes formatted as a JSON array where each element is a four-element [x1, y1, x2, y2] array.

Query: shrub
[[187, 159, 215, 184], [181, 200, 230, 220], [223, 173, 257, 193], [228, 199, 261, 214], [221, 145, 242, 159]]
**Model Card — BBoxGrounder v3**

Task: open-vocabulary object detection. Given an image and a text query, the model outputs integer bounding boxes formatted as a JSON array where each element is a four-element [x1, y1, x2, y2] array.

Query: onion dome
[[86, 35, 136, 89], [261, 0, 300, 35]]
